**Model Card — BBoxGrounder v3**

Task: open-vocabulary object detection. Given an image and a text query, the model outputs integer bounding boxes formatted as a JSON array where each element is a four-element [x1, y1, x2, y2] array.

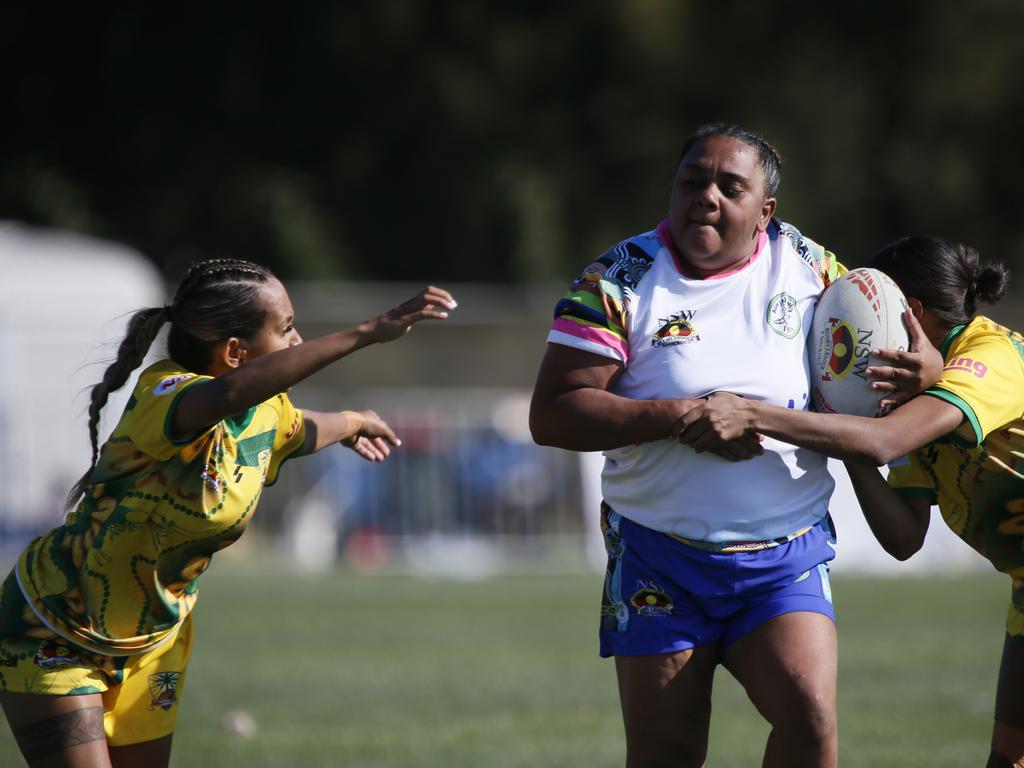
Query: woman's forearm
[[176, 325, 377, 436], [530, 388, 701, 452], [744, 395, 963, 465], [748, 401, 898, 464], [297, 409, 364, 455], [216, 326, 374, 411], [843, 460, 930, 560]]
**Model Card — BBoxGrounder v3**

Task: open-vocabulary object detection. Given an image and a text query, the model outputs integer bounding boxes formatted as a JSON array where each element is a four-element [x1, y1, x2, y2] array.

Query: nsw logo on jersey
[[651, 310, 699, 347]]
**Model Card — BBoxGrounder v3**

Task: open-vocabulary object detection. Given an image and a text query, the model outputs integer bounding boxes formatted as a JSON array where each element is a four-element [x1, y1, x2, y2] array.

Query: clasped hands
[[671, 309, 943, 462]]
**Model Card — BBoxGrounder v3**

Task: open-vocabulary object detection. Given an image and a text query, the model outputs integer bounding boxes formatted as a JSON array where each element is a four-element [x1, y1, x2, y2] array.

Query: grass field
[[0, 562, 1009, 767]]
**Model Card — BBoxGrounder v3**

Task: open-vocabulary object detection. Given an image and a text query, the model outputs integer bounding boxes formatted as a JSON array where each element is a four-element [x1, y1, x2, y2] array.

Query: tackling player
[[0, 259, 456, 767], [678, 235, 1023, 767]]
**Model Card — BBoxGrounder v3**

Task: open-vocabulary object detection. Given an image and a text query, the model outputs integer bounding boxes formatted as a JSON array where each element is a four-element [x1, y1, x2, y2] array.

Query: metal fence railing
[[258, 388, 596, 575]]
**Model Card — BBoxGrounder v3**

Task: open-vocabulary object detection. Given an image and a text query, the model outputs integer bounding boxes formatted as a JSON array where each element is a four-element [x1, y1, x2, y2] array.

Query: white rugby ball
[[809, 268, 909, 417]]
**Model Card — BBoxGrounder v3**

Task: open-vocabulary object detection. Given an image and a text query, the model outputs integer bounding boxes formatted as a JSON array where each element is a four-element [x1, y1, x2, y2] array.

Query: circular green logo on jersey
[[766, 292, 800, 338]]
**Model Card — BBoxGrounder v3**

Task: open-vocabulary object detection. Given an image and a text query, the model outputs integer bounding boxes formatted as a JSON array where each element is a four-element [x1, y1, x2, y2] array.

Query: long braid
[[65, 306, 170, 509]]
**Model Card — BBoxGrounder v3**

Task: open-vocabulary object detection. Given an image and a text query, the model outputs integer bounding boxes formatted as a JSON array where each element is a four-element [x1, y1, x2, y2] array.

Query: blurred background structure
[[3, 1, 1023, 575]]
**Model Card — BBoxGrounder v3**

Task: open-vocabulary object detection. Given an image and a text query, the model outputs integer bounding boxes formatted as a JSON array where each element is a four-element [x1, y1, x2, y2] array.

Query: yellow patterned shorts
[[0, 570, 193, 746]]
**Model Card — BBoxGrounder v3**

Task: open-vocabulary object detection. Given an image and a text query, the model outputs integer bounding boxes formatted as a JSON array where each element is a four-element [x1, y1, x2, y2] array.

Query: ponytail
[[974, 261, 1010, 306], [65, 306, 169, 510], [870, 236, 1011, 329]]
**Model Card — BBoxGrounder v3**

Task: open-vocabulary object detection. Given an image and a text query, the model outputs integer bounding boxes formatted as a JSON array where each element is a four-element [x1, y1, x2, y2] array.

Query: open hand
[[370, 286, 457, 343], [865, 308, 943, 411], [340, 409, 400, 462]]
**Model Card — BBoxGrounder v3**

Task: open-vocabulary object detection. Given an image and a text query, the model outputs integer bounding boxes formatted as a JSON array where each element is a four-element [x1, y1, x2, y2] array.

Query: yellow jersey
[[887, 316, 1024, 576], [15, 360, 306, 656]]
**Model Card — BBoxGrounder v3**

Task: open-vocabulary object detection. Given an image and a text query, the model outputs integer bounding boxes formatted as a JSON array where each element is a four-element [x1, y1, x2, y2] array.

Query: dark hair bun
[[975, 261, 1010, 304]]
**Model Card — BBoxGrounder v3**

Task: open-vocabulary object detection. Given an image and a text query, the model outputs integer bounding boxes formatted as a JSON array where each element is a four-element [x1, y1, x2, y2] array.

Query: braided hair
[[65, 258, 275, 509], [869, 236, 1010, 329], [678, 122, 783, 198]]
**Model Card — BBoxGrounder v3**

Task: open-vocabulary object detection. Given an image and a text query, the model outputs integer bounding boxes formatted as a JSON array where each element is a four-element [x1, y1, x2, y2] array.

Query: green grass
[[0, 564, 1009, 767]]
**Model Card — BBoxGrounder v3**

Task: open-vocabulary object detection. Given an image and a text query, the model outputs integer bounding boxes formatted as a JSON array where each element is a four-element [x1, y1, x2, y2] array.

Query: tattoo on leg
[[14, 706, 106, 760]]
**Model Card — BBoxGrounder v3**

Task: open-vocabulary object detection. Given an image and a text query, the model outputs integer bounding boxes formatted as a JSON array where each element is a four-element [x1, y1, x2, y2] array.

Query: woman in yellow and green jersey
[[0, 258, 457, 767], [672, 235, 1024, 767]]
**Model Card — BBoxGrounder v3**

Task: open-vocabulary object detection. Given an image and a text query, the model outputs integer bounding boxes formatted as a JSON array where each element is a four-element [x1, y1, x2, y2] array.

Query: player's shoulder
[[947, 316, 1024, 369], [771, 219, 845, 287], [574, 228, 662, 292], [135, 360, 200, 394]]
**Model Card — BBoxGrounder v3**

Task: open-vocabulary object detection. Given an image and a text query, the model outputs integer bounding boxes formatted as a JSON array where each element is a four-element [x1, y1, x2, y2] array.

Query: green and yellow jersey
[[887, 316, 1024, 584], [12, 360, 306, 656]]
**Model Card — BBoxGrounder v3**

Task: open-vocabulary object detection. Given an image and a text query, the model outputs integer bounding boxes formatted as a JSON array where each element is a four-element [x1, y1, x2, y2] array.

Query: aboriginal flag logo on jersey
[[651, 310, 699, 347]]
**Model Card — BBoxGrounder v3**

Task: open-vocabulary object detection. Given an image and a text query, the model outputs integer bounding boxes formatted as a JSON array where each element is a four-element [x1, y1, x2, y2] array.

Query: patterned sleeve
[[804, 240, 846, 288], [547, 252, 632, 364], [775, 219, 846, 288], [818, 250, 847, 287], [886, 451, 938, 501], [121, 365, 216, 460], [926, 335, 1024, 446], [264, 393, 306, 486]]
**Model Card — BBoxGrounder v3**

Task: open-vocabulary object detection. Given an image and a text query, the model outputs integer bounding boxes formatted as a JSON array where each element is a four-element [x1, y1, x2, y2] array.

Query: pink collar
[[656, 219, 768, 280]]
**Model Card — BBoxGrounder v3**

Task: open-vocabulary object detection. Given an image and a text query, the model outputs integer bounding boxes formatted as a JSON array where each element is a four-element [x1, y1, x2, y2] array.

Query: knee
[[768, 691, 837, 747]]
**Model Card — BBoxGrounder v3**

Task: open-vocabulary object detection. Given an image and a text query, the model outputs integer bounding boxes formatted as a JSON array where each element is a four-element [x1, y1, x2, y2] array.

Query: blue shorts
[[599, 505, 837, 657]]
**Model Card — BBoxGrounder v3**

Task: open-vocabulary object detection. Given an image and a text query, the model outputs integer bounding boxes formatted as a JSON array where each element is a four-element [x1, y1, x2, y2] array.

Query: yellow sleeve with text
[[926, 328, 1024, 446]]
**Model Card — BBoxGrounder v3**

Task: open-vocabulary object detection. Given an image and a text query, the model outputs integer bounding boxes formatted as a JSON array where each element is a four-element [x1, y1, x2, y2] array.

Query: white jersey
[[547, 218, 843, 543]]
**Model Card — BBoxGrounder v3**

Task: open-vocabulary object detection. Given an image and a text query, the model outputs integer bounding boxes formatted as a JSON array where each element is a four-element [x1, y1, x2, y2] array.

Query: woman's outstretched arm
[[172, 286, 456, 438]]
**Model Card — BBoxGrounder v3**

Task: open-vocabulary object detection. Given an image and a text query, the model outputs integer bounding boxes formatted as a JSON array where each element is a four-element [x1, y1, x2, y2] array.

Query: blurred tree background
[[3, 0, 1024, 283]]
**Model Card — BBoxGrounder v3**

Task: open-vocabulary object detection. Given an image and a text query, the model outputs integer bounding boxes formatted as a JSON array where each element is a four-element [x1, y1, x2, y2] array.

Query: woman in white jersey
[[530, 123, 936, 768]]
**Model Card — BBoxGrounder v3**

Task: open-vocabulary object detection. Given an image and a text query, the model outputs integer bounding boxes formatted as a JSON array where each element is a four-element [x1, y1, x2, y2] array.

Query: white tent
[[0, 223, 165, 540]]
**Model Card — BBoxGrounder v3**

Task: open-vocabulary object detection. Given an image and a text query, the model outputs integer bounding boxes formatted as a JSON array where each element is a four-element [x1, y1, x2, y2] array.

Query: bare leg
[[722, 612, 837, 768], [989, 634, 1024, 768], [109, 734, 173, 768], [0, 692, 111, 768], [615, 644, 719, 768]]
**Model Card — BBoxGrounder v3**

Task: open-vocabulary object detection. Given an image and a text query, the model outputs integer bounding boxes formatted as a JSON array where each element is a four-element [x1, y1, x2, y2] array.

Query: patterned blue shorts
[[599, 505, 836, 657]]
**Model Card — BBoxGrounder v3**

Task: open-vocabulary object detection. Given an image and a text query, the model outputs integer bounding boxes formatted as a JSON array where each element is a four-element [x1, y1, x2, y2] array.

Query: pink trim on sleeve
[[551, 317, 629, 360]]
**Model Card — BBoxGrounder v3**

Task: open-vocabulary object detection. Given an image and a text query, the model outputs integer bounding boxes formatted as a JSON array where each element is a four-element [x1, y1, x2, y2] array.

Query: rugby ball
[[810, 268, 909, 417]]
